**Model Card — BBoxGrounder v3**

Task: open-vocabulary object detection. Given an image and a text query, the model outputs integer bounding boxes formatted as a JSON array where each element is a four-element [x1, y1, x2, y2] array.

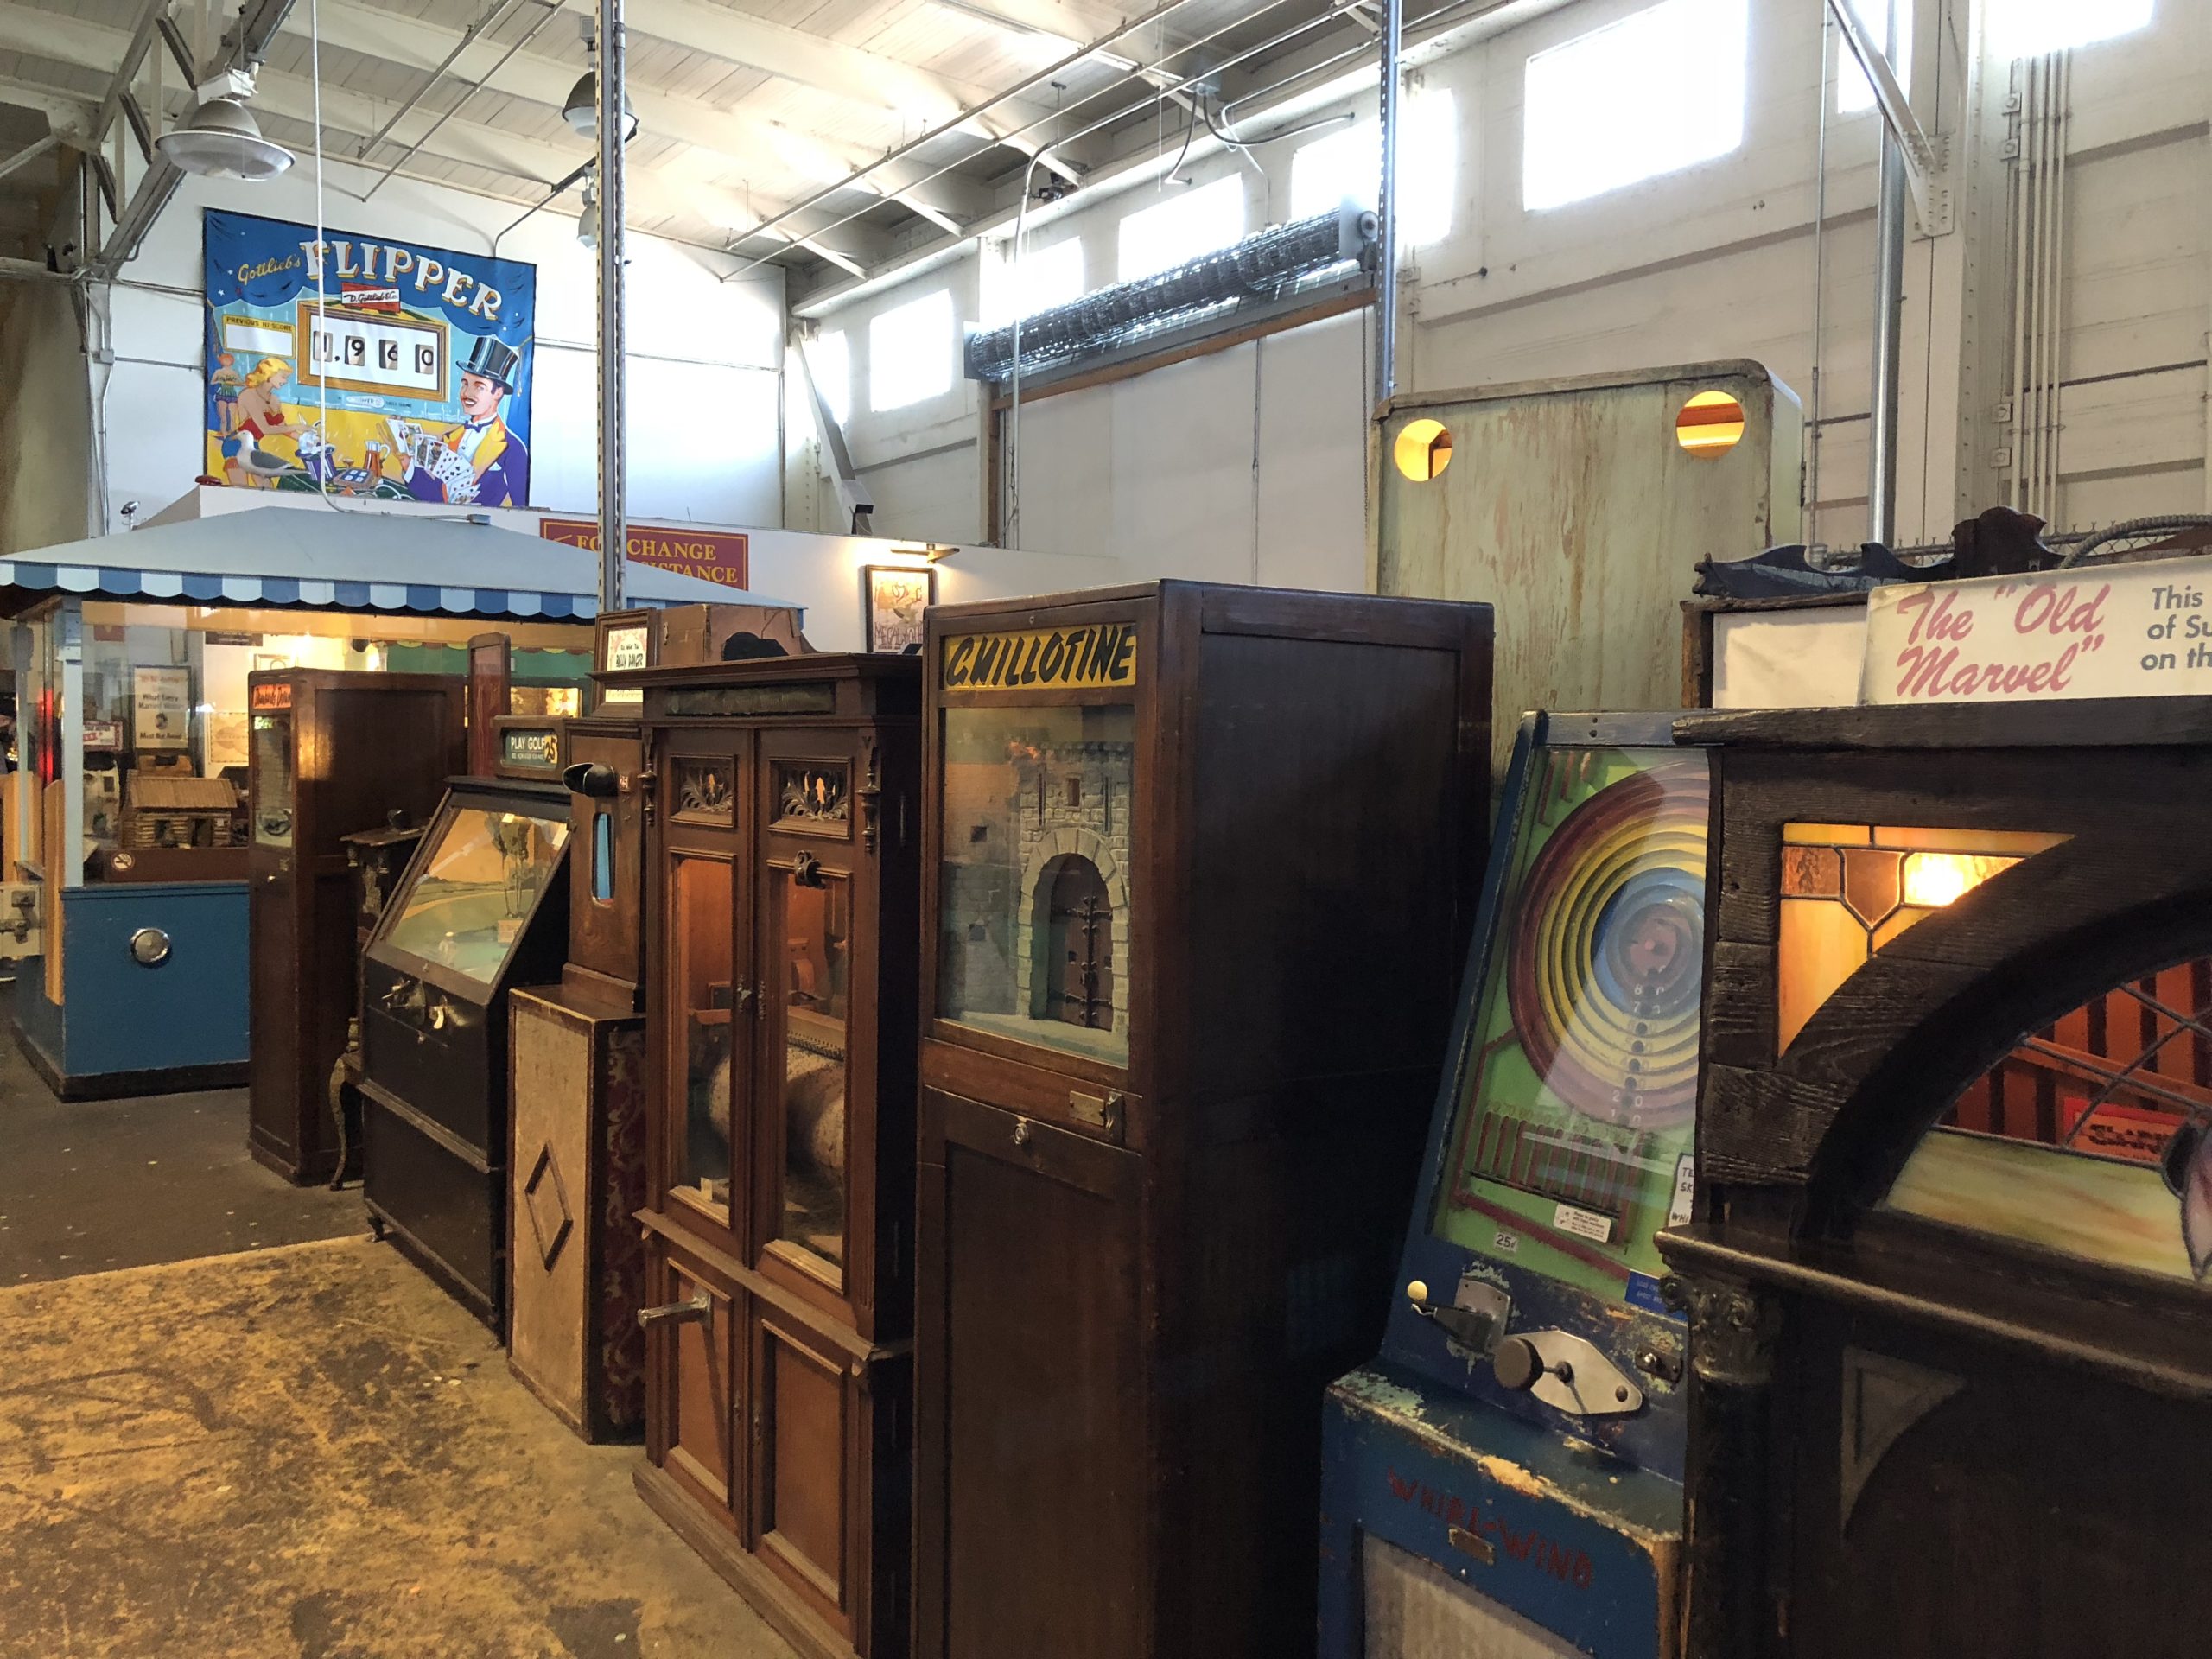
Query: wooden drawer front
[[650, 1242, 741, 1528], [753, 1310, 854, 1633]]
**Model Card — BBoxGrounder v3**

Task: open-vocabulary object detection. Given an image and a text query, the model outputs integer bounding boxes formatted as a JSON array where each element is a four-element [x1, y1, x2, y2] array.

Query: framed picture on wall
[[862, 564, 935, 655]]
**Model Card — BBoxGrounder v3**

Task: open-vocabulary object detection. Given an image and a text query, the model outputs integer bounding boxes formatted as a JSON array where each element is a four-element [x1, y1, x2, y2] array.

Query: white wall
[[798, 0, 2212, 558], [93, 156, 785, 537]]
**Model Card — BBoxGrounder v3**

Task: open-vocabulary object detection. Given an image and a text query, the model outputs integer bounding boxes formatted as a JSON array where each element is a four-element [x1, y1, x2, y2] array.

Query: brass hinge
[[1068, 1090, 1125, 1144]]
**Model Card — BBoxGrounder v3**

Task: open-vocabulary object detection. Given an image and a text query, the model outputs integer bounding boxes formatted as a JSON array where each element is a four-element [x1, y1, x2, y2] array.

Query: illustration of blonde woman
[[223, 356, 305, 487]]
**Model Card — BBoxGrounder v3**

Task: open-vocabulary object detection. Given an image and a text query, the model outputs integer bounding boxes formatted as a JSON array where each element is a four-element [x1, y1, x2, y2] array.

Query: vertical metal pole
[[1866, 0, 1906, 546], [1373, 0, 1403, 410], [595, 0, 626, 614]]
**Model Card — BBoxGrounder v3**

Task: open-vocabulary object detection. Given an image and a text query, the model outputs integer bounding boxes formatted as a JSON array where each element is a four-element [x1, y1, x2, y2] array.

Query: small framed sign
[[862, 564, 934, 655]]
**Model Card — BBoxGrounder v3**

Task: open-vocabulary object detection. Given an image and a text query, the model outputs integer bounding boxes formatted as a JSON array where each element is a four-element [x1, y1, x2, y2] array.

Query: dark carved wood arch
[[1785, 839, 2212, 1235]]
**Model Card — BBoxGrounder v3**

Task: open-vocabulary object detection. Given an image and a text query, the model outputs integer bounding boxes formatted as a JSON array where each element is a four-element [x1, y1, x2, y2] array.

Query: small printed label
[[1625, 1271, 1675, 1319], [1669, 1154, 1697, 1228], [1492, 1230, 1520, 1255], [1552, 1203, 1616, 1244]]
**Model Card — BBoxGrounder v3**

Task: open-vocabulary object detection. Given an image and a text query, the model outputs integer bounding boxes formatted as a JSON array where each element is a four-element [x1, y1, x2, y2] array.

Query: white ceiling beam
[[0, 75, 99, 143], [581, 0, 1059, 162], [276, 0, 985, 229], [0, 3, 886, 266]]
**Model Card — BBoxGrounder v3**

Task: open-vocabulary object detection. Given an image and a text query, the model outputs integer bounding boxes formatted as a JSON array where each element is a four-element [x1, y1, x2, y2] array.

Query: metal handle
[[638, 1293, 711, 1329]]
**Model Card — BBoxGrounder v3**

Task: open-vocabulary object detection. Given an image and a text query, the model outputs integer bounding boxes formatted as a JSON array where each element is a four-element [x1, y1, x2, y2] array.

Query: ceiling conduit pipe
[[1866, 0, 1907, 547], [597, 0, 626, 614], [1373, 0, 1402, 408]]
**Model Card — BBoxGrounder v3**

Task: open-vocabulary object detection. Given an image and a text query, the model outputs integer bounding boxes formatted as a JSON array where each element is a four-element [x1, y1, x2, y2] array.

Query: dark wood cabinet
[[245, 669, 462, 1185], [1659, 698, 2212, 1659], [914, 581, 1494, 1659], [622, 654, 921, 1659], [502, 711, 655, 1440], [359, 776, 571, 1325]]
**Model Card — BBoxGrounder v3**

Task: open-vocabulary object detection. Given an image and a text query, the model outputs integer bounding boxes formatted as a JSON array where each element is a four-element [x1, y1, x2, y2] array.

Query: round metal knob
[[128, 926, 172, 967], [1492, 1336, 1547, 1392], [1012, 1117, 1033, 1148]]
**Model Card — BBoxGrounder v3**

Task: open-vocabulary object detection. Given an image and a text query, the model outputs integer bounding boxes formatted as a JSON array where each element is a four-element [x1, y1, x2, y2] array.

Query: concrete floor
[[0, 984, 362, 1286], [0, 983, 794, 1659]]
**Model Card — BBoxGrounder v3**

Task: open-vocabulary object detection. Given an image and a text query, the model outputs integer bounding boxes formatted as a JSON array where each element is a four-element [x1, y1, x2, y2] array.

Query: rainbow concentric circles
[[1505, 761, 1708, 1129]]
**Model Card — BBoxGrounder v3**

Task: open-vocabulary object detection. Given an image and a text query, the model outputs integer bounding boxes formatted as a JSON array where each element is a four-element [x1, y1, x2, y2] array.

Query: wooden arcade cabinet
[[914, 581, 1494, 1659], [1659, 699, 2212, 1659], [245, 669, 463, 1184]]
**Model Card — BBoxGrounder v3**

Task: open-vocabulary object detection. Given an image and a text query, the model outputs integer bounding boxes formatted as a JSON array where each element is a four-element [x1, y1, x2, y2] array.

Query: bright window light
[[1989, 0, 2153, 58], [1288, 92, 1458, 247], [1118, 175, 1245, 283], [1838, 0, 1911, 114], [808, 328, 850, 428], [1522, 0, 1750, 213], [868, 289, 953, 413], [986, 236, 1085, 326]]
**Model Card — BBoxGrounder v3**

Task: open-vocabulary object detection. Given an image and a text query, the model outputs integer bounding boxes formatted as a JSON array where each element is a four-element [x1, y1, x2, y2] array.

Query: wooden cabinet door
[[652, 731, 754, 1243], [916, 1090, 1147, 1659], [749, 1306, 860, 1640], [1787, 1301, 2212, 1659], [646, 1240, 746, 1533]]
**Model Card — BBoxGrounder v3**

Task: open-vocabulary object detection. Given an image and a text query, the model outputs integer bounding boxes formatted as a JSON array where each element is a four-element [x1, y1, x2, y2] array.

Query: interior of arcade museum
[[1, 0, 2209, 1654]]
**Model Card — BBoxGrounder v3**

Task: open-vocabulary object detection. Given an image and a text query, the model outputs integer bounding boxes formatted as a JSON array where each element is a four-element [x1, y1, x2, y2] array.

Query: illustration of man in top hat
[[391, 334, 531, 507]]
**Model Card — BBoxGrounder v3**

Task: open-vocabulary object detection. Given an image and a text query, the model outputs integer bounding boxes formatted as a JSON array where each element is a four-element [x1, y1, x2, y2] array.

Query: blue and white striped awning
[[0, 505, 799, 622]]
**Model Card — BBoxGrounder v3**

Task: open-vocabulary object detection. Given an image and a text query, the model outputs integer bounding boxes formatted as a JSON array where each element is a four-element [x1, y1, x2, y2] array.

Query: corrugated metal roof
[[0, 505, 801, 622]]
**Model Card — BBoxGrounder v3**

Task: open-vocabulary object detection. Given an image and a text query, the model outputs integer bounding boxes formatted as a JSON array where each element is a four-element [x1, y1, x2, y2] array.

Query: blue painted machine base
[[10, 881, 250, 1099], [1319, 1362, 1682, 1659]]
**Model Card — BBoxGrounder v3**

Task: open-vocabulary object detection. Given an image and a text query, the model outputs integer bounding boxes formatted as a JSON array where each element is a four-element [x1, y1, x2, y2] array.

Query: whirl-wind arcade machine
[[1320, 713, 1712, 1659], [1657, 698, 2212, 1659], [917, 582, 1493, 1659]]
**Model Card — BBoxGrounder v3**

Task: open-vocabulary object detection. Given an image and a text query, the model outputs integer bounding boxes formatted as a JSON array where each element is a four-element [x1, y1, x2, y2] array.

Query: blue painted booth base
[[1319, 1362, 1682, 1659], [12, 881, 250, 1100]]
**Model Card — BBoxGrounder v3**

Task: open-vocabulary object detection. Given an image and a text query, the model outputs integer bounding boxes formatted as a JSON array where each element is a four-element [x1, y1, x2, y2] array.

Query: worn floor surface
[[0, 984, 362, 1286], [0, 1236, 791, 1659]]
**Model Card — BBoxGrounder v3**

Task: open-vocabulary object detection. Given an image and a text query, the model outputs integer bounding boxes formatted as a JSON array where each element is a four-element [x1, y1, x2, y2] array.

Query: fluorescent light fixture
[[1988, 0, 2154, 57], [1523, 0, 1750, 213], [1118, 175, 1245, 283], [869, 290, 955, 413]]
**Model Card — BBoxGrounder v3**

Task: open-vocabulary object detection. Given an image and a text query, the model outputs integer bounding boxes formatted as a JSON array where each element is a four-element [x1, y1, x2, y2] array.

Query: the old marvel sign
[[941, 624, 1139, 692]]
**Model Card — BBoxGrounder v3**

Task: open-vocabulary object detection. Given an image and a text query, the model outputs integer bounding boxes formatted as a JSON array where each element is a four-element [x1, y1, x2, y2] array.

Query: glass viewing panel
[[938, 703, 1137, 1065], [380, 805, 568, 983], [1777, 823, 2068, 1052], [1430, 747, 1710, 1300], [775, 868, 851, 1270], [671, 855, 735, 1217], [1885, 954, 2212, 1290], [251, 714, 295, 846]]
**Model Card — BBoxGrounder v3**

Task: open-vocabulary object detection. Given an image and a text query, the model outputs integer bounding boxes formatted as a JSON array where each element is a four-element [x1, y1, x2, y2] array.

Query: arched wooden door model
[[1658, 699, 2212, 1659]]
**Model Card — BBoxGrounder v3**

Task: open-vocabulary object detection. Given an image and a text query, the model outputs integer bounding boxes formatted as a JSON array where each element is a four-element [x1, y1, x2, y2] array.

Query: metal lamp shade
[[561, 69, 638, 143], [156, 97, 294, 180]]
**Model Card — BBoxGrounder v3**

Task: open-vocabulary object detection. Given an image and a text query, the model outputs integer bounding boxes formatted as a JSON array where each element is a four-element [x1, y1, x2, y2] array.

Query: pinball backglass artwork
[[1429, 740, 1710, 1308]]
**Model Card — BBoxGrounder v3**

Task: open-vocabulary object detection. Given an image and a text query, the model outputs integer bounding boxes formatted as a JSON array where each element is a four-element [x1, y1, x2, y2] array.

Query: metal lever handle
[[1406, 1279, 1499, 1352], [638, 1293, 711, 1329]]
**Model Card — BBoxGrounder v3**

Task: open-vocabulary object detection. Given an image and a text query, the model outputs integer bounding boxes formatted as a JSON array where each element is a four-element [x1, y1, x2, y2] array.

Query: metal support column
[[1870, 124, 1906, 545], [595, 0, 626, 615], [1372, 0, 1403, 410]]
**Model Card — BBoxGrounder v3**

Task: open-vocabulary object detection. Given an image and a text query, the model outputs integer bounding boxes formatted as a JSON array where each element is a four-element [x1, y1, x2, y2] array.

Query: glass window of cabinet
[[936, 702, 1136, 1065]]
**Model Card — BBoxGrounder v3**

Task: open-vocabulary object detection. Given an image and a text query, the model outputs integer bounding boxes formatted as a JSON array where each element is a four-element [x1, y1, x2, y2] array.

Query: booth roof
[[0, 505, 800, 621]]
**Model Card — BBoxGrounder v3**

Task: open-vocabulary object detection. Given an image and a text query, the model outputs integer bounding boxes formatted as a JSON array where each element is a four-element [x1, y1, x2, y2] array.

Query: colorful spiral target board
[[1505, 761, 1709, 1131]]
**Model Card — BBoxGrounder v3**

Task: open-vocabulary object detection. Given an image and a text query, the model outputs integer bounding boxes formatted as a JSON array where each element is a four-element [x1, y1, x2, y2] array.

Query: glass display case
[[623, 652, 921, 1659], [359, 777, 571, 1325], [915, 582, 1494, 1659]]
